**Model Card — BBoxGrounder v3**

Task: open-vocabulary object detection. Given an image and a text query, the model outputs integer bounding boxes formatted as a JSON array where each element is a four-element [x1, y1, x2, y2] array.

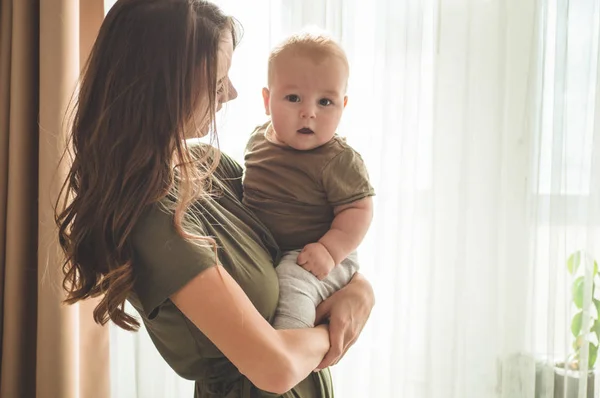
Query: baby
[[243, 31, 374, 329]]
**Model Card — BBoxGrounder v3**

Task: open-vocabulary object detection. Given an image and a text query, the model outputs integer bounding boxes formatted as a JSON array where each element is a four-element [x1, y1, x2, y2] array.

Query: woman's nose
[[226, 81, 238, 102], [220, 78, 237, 105]]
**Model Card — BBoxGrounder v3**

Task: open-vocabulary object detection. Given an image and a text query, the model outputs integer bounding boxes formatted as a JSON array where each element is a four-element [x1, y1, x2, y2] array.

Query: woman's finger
[[315, 297, 332, 324], [333, 336, 358, 366], [317, 319, 344, 368]]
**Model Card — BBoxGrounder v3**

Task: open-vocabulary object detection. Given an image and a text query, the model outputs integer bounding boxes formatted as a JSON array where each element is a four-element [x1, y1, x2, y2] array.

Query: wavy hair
[[55, 0, 241, 331]]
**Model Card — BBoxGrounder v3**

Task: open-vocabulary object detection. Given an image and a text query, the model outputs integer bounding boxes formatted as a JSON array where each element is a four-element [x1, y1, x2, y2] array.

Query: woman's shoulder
[[217, 151, 244, 180], [188, 142, 243, 180]]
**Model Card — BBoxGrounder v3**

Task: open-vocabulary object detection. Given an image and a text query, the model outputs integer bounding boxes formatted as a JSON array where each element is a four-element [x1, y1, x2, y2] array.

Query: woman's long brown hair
[[55, 0, 240, 331]]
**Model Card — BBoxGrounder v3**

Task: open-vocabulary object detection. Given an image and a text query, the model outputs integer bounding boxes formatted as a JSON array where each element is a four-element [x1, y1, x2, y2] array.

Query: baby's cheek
[[271, 113, 288, 129]]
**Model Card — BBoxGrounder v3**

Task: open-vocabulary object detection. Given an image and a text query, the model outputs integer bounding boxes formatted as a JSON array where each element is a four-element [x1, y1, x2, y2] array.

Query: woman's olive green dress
[[127, 150, 334, 397]]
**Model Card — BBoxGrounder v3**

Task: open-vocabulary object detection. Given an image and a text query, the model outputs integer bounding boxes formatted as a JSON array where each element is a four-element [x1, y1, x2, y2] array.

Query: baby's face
[[263, 53, 348, 151]]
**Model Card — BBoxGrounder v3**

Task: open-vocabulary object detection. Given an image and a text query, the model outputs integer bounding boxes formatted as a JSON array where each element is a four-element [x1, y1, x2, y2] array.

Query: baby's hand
[[297, 242, 336, 280]]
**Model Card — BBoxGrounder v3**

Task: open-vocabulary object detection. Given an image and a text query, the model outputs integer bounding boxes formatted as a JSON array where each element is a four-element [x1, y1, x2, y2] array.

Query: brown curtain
[[0, 0, 109, 397]]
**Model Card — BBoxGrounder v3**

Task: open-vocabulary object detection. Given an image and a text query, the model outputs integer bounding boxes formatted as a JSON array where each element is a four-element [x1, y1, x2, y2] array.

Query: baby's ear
[[262, 88, 271, 116], [343, 96, 348, 108]]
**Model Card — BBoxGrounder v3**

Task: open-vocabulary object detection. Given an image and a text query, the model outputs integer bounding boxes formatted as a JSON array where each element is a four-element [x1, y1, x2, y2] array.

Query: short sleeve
[[131, 205, 217, 318], [322, 147, 375, 206]]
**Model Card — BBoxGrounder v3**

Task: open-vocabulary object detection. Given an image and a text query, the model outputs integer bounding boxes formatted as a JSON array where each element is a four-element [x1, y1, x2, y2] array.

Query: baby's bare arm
[[318, 197, 373, 265]]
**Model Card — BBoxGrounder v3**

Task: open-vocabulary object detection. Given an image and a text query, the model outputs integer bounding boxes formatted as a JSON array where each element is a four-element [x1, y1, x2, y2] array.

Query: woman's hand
[[313, 272, 374, 370]]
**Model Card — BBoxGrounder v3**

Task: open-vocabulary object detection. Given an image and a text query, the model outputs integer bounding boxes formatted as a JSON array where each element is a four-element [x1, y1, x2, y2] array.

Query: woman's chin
[[198, 127, 210, 138], [184, 127, 210, 140]]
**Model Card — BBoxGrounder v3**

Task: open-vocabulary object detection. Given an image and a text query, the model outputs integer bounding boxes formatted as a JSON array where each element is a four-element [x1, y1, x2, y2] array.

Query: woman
[[55, 0, 374, 396]]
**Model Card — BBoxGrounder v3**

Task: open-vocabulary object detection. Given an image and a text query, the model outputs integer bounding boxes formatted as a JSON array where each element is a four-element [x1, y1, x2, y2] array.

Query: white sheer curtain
[[106, 0, 600, 397]]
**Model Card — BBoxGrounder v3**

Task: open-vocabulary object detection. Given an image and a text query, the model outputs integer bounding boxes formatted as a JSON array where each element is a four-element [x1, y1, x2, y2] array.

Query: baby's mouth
[[297, 128, 314, 135]]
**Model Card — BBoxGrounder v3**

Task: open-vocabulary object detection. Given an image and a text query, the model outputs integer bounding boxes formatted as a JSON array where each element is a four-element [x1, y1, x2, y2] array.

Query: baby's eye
[[285, 94, 301, 103], [319, 98, 333, 106]]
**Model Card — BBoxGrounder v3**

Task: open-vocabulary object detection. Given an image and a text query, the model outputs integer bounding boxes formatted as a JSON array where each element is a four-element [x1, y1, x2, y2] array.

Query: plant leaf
[[593, 320, 600, 334], [573, 277, 585, 309], [593, 321, 600, 347], [594, 260, 599, 277], [572, 312, 583, 337], [568, 251, 582, 275], [589, 344, 598, 369], [595, 299, 600, 317]]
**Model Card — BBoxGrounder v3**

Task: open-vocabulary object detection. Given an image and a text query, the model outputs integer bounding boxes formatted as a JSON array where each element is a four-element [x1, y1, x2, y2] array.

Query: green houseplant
[[553, 250, 600, 398], [506, 251, 600, 397], [566, 250, 600, 371]]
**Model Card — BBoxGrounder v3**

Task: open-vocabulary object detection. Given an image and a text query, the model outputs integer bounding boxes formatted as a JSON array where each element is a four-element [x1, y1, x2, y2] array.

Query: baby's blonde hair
[[267, 28, 349, 87]]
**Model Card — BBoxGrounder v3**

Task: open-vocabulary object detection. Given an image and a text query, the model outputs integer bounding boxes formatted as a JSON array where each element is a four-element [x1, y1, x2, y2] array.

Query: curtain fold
[[0, 0, 110, 397], [0, 1, 40, 395]]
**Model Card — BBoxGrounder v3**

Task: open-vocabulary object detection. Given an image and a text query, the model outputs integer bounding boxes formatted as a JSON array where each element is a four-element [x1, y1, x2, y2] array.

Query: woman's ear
[[343, 96, 348, 108], [262, 88, 271, 115]]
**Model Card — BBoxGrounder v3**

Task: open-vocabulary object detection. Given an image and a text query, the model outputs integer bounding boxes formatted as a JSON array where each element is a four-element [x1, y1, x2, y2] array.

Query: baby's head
[[262, 30, 349, 151]]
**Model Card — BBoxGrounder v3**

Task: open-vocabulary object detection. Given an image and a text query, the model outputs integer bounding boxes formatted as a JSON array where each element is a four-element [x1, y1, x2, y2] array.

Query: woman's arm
[[314, 272, 375, 370], [170, 265, 330, 394]]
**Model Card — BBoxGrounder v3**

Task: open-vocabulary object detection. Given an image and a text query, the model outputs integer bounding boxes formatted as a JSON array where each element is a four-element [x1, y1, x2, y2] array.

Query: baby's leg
[[274, 250, 320, 329], [314, 251, 359, 300], [273, 250, 360, 329]]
